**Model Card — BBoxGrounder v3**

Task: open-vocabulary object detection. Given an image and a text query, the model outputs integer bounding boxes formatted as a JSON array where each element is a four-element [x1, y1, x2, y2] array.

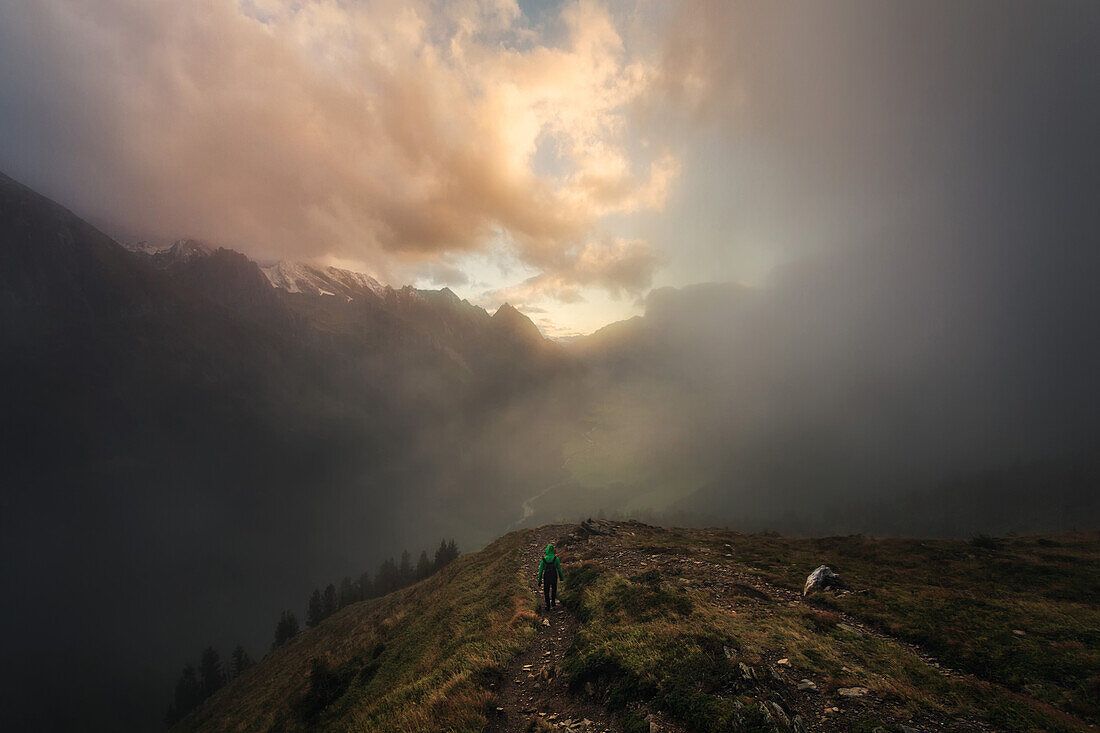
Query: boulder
[[803, 565, 841, 596]]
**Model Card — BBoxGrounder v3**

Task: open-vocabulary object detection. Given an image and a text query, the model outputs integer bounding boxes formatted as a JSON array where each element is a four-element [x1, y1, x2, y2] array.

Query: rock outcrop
[[803, 565, 841, 596]]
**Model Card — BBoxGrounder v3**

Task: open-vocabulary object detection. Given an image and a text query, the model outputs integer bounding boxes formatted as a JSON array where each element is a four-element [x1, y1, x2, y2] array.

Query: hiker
[[537, 543, 565, 611]]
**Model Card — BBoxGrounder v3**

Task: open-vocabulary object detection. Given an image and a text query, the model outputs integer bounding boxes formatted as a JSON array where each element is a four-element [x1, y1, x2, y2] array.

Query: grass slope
[[179, 523, 1098, 732], [559, 523, 1098, 732], [725, 531, 1100, 722], [177, 530, 537, 732]]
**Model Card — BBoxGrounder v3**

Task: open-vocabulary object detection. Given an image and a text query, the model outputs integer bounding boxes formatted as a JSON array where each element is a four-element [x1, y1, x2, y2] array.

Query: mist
[[1, 1, 1099, 731]]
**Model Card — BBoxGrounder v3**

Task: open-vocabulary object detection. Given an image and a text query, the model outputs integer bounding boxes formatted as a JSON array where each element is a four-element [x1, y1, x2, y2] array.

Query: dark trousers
[[543, 575, 558, 609]]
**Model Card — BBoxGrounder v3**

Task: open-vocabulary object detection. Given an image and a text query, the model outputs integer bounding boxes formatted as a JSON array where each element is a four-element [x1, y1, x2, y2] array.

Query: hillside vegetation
[[559, 522, 1097, 732], [178, 530, 537, 732], [180, 522, 1098, 733]]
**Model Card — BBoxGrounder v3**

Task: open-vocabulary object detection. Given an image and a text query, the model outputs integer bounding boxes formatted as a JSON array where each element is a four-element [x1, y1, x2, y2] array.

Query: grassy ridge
[[561, 563, 772, 732], [178, 530, 537, 732], [563, 526, 1097, 732], [178, 524, 1098, 732], [717, 531, 1100, 722]]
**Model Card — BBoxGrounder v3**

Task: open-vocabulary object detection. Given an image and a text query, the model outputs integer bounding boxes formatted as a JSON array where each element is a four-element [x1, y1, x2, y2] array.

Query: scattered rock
[[797, 679, 817, 692], [1012, 629, 1026, 636], [578, 519, 616, 538], [837, 686, 869, 698], [776, 658, 791, 666], [803, 565, 842, 596], [542, 618, 551, 626], [769, 701, 791, 727]]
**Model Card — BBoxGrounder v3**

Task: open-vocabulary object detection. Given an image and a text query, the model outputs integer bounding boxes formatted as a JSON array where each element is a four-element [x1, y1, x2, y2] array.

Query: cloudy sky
[[1, 0, 1097, 337]]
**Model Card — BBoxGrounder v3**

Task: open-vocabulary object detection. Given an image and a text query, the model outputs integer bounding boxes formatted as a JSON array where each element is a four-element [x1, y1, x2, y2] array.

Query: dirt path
[[489, 520, 1078, 732], [487, 525, 623, 733]]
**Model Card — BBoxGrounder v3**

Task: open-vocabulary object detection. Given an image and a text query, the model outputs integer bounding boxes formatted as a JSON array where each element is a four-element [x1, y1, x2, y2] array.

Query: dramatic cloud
[[0, 0, 673, 292], [479, 234, 657, 306]]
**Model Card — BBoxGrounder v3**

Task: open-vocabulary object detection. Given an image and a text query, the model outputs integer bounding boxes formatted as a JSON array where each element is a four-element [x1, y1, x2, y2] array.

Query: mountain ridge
[[0, 170, 578, 732], [176, 520, 1100, 732]]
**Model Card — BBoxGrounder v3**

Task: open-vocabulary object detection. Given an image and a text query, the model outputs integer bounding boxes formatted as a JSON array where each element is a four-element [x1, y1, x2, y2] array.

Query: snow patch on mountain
[[259, 261, 388, 300]]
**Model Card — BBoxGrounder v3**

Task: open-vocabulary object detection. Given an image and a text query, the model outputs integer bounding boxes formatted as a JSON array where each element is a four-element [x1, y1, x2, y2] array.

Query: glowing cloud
[[0, 0, 675, 295]]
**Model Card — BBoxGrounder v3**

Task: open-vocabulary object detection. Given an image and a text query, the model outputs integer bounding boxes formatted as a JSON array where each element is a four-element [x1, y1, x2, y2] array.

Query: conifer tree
[[165, 663, 201, 725], [339, 576, 355, 608], [199, 646, 225, 698], [433, 539, 449, 571], [358, 571, 373, 600], [230, 644, 254, 679], [307, 588, 324, 628], [399, 549, 413, 585], [322, 583, 338, 617], [375, 557, 398, 596], [273, 610, 299, 649], [415, 550, 432, 579]]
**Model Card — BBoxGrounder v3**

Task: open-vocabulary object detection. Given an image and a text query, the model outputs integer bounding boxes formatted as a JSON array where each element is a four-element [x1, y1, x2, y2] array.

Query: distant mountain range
[[0, 171, 575, 731], [2, 170, 1096, 731]]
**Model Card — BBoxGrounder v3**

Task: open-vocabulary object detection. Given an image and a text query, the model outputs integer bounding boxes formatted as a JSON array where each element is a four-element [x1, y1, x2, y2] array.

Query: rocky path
[[487, 525, 623, 733], [489, 520, 1082, 732]]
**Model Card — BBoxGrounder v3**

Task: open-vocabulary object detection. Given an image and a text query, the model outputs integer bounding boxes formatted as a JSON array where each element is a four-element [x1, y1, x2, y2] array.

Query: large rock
[[803, 565, 841, 596]]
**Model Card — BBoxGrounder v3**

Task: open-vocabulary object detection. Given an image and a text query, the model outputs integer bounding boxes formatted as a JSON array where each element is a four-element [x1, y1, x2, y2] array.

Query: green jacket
[[537, 544, 564, 584]]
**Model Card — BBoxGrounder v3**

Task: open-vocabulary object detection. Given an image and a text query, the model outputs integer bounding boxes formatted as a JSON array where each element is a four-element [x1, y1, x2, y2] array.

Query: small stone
[[776, 658, 790, 666], [542, 618, 551, 626], [1012, 629, 1026, 636], [837, 686, 869, 697], [797, 679, 817, 691]]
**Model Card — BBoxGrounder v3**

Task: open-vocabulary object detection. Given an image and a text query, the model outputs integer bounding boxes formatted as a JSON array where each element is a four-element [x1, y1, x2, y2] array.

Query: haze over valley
[[1, 1, 1098, 730]]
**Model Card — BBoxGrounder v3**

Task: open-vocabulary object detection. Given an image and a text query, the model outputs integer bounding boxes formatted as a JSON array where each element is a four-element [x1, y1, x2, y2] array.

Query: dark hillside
[[0, 171, 397, 729], [178, 530, 538, 732]]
